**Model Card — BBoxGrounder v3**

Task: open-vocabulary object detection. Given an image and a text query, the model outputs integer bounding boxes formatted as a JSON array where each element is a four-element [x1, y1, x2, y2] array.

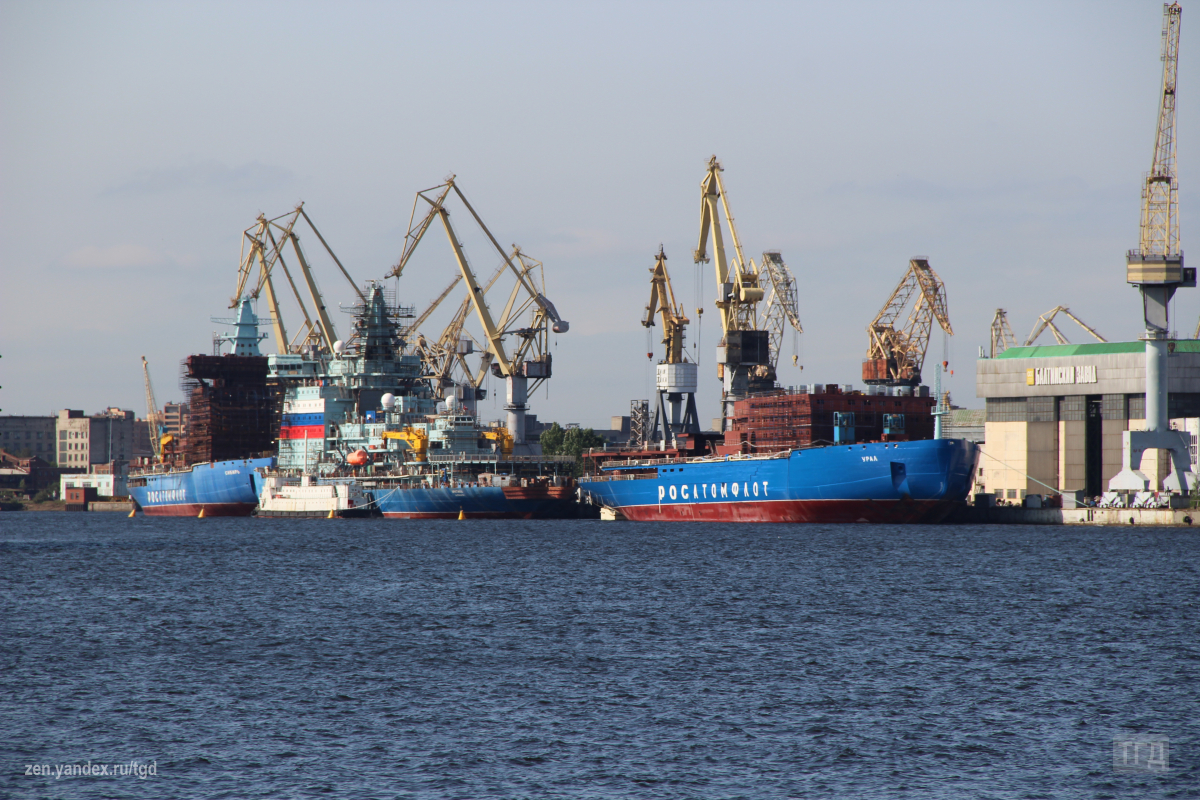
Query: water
[[2, 516, 1197, 799]]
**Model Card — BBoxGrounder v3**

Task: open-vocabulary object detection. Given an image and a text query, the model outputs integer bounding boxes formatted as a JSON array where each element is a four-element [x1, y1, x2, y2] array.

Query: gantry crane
[[1113, 2, 1194, 494], [1023, 306, 1108, 346], [989, 309, 1017, 357], [694, 156, 778, 428], [863, 257, 953, 386], [642, 246, 700, 448], [390, 177, 568, 445]]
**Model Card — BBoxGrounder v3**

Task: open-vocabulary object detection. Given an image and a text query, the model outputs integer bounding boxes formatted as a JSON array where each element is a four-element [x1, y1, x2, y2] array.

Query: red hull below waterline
[[618, 498, 960, 524], [137, 503, 258, 517]]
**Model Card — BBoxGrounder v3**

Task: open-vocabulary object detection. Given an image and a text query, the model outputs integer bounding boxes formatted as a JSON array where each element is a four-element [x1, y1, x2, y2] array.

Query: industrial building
[[976, 342, 1200, 500]]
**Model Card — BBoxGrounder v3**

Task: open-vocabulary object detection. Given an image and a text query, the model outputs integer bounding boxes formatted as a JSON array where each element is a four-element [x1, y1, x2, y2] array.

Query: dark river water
[[1, 515, 1196, 799]]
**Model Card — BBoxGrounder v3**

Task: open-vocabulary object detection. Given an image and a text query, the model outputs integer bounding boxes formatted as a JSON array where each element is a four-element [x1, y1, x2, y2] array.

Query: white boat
[[256, 474, 375, 518]]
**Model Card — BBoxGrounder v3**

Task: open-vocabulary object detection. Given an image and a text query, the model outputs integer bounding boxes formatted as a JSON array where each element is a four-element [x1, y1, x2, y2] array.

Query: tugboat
[[256, 474, 375, 518]]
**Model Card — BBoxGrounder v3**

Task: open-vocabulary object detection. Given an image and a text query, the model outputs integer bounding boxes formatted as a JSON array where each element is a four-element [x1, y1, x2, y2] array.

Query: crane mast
[[1112, 2, 1194, 495], [642, 247, 700, 448], [1139, 3, 1182, 262], [694, 156, 771, 429]]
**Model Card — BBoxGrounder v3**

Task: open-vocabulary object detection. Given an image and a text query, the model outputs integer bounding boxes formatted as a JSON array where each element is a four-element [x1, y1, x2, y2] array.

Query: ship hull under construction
[[579, 438, 977, 524], [128, 457, 275, 516]]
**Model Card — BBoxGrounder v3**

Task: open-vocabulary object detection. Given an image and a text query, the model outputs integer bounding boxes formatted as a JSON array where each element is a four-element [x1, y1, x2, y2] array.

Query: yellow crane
[[231, 204, 363, 355], [390, 177, 568, 446], [989, 309, 1017, 357], [693, 156, 773, 427], [863, 257, 953, 386], [642, 247, 700, 447], [140, 356, 171, 461], [643, 246, 689, 364], [381, 428, 429, 462], [1023, 306, 1107, 346]]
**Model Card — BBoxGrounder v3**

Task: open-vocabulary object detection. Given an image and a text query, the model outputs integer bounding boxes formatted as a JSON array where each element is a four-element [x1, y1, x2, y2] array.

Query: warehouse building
[[976, 342, 1200, 500]]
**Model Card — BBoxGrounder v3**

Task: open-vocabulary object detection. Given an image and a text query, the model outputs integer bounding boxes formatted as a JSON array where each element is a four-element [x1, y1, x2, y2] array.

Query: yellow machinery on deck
[[382, 428, 429, 462]]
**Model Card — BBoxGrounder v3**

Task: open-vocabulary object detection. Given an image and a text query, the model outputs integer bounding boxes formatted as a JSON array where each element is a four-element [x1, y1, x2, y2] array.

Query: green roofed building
[[976, 342, 1200, 500]]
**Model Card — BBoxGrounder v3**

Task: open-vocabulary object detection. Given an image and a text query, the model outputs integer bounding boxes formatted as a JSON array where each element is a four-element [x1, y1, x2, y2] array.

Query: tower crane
[[1113, 2, 1194, 494], [140, 356, 169, 461], [989, 309, 1017, 357], [1023, 306, 1107, 346], [862, 257, 953, 386], [390, 177, 568, 446], [694, 156, 772, 428], [642, 246, 700, 448]]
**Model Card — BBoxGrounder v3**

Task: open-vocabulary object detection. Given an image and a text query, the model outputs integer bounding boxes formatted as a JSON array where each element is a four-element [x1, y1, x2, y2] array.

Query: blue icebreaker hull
[[129, 457, 275, 516], [579, 439, 978, 523]]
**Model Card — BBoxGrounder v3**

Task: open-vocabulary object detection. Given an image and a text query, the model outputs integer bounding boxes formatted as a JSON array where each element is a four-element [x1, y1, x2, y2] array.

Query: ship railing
[[425, 453, 576, 464]]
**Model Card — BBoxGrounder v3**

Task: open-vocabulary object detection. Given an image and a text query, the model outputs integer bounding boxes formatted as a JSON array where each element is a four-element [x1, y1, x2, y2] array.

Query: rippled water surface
[[2, 515, 1197, 799]]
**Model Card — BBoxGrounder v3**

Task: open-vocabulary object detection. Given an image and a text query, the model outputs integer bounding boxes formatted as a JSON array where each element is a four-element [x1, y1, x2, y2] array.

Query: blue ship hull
[[129, 457, 275, 516], [374, 483, 581, 519], [579, 439, 978, 523]]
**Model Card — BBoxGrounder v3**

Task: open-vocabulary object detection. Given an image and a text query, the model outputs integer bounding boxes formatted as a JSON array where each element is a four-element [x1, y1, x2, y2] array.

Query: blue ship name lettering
[[861, 456, 878, 462], [224, 469, 241, 475]]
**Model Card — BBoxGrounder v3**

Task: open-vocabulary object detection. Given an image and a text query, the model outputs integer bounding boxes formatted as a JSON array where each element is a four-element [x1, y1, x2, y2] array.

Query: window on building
[[1102, 394, 1127, 420], [1028, 396, 1056, 423], [1007, 489, 1018, 499], [1058, 396, 1086, 422], [986, 398, 1028, 422]]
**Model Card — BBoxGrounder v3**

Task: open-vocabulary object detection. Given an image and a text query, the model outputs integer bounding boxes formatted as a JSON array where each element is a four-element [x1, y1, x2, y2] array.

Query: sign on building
[[1026, 365, 1098, 386]]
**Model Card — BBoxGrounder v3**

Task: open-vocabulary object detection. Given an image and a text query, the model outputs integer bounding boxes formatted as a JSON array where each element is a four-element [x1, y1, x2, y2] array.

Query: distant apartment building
[[0, 415, 57, 461], [56, 408, 144, 466]]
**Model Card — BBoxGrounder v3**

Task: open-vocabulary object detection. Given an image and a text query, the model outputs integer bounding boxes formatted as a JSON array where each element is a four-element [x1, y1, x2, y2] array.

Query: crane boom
[[863, 257, 952, 386], [141, 356, 164, 461], [989, 309, 1017, 357], [757, 251, 802, 370], [642, 246, 689, 364], [1140, 2, 1183, 260], [1023, 306, 1107, 347]]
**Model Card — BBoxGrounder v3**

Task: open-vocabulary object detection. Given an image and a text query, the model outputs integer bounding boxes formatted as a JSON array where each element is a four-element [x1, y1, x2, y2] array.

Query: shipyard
[[3, 5, 1199, 798], [2, 2, 1197, 524]]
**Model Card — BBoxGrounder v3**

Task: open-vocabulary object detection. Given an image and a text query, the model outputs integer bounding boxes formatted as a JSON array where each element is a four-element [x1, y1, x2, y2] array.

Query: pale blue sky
[[2, 1, 1196, 427]]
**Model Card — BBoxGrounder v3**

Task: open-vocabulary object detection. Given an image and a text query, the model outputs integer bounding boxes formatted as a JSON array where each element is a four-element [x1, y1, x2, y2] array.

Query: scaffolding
[[180, 355, 281, 465]]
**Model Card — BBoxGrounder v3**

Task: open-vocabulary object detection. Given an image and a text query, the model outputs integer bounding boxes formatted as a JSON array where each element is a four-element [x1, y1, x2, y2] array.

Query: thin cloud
[[104, 160, 294, 196], [62, 244, 169, 269]]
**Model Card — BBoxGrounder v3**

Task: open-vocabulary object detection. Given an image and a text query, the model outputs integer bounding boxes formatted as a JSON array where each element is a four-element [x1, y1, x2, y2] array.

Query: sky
[[2, 0, 1197, 429]]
